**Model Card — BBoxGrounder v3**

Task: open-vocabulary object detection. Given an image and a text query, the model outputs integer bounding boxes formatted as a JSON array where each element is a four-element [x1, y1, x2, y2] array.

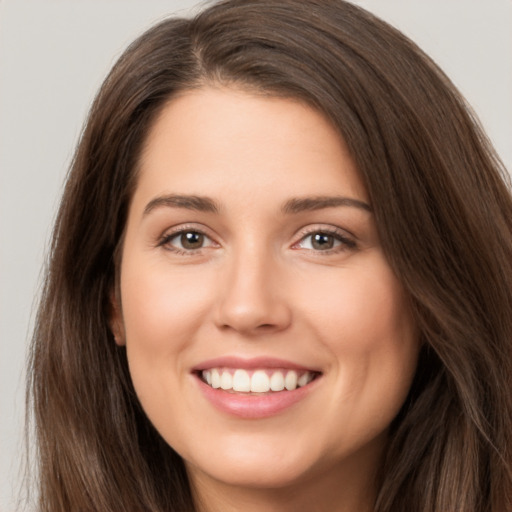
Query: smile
[[201, 368, 318, 393], [193, 358, 322, 419]]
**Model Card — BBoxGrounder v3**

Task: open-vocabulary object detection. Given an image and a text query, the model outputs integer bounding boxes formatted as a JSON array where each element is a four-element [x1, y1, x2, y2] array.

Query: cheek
[[299, 256, 419, 430], [121, 262, 213, 351], [119, 260, 216, 410], [304, 255, 415, 355]]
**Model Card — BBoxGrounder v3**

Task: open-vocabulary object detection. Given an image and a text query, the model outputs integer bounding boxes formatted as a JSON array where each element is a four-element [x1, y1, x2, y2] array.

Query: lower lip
[[194, 374, 320, 419]]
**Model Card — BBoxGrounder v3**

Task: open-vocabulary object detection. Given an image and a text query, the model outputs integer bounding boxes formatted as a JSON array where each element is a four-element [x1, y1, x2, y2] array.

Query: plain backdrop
[[1, 1, 511, 510]]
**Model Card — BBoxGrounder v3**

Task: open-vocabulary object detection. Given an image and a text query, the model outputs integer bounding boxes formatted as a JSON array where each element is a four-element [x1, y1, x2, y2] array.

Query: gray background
[[1, 1, 511, 510]]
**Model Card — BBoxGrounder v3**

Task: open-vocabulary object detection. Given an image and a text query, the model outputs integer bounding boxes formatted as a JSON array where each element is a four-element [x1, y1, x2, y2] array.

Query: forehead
[[133, 86, 368, 208]]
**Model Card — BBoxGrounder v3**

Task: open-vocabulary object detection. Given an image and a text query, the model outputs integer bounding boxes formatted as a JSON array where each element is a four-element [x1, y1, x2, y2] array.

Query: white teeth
[[220, 371, 233, 390], [270, 371, 285, 391], [297, 372, 309, 387], [285, 370, 298, 390], [251, 370, 270, 392], [211, 369, 221, 389], [201, 368, 316, 393], [232, 369, 251, 392]]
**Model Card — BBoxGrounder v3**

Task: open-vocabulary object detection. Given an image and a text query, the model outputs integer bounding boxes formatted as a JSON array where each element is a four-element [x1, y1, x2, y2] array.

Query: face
[[112, 87, 419, 498]]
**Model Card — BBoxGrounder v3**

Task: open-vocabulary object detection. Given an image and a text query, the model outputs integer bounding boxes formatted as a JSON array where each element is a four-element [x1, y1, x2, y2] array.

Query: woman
[[28, 1, 512, 511]]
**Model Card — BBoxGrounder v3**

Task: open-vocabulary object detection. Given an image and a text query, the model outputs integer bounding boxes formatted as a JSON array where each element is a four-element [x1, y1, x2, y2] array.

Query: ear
[[108, 288, 126, 346]]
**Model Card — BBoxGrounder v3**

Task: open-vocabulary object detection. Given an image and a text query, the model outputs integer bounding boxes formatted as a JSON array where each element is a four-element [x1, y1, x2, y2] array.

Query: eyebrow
[[143, 194, 220, 215], [143, 193, 372, 217], [282, 196, 372, 214]]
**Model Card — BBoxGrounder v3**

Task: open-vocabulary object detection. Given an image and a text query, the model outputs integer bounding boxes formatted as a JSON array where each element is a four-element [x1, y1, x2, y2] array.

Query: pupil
[[312, 233, 333, 250], [181, 232, 203, 249]]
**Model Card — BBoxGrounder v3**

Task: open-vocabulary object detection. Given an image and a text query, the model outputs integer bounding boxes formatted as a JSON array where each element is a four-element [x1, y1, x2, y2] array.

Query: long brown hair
[[28, 1, 512, 510]]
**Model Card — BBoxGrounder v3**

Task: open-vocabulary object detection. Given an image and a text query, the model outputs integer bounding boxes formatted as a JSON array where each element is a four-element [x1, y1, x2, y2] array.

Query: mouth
[[192, 357, 322, 418], [198, 368, 320, 393]]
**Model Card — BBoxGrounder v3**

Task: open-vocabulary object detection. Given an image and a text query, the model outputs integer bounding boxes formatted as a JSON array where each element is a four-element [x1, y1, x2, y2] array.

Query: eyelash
[[157, 226, 357, 255]]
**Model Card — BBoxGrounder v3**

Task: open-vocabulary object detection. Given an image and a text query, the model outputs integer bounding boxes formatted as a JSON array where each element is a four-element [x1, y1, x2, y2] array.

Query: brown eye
[[160, 229, 216, 253], [295, 229, 356, 252], [180, 231, 204, 249], [311, 233, 336, 250]]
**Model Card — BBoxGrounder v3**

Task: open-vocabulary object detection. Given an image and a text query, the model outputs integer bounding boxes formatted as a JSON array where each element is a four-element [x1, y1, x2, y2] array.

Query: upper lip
[[191, 356, 321, 373]]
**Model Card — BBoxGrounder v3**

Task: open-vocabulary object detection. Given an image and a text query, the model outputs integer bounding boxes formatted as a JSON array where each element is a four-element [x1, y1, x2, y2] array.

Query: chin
[[180, 431, 322, 490], [189, 455, 314, 490]]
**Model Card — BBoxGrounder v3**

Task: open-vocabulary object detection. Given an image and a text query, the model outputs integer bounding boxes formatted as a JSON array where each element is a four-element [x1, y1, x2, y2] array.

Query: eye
[[159, 229, 216, 253], [295, 229, 356, 252]]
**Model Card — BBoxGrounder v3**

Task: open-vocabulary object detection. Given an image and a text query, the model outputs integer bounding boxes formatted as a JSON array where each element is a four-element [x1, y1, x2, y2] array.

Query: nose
[[214, 247, 292, 336]]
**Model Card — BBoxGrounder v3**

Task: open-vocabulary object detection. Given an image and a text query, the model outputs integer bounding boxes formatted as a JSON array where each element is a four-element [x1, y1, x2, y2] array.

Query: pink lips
[[192, 356, 319, 372], [192, 356, 321, 419]]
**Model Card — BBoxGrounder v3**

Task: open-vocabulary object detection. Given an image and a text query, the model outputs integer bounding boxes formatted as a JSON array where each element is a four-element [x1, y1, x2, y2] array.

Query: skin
[[111, 87, 420, 512]]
